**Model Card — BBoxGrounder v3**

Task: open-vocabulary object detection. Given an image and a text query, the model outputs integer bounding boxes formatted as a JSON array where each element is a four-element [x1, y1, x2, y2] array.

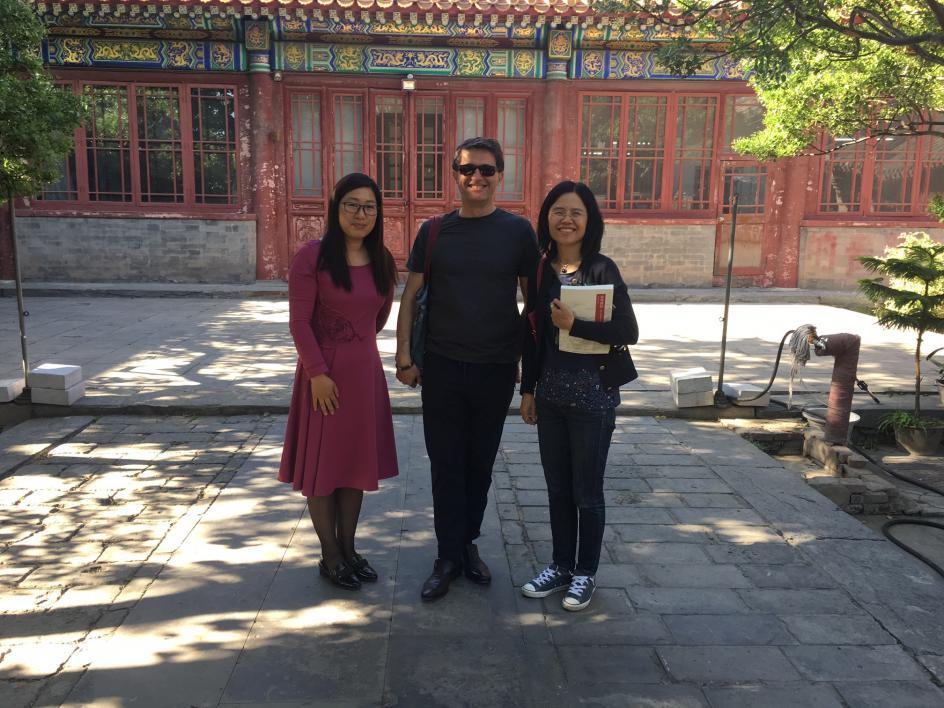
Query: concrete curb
[[0, 279, 871, 311]]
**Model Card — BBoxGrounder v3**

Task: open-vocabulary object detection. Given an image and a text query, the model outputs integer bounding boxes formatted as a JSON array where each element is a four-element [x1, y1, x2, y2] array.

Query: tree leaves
[[0, 0, 84, 200]]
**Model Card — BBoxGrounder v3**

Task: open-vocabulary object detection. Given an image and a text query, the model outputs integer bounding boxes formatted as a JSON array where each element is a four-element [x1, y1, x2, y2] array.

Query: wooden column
[[772, 154, 811, 287], [249, 70, 284, 280]]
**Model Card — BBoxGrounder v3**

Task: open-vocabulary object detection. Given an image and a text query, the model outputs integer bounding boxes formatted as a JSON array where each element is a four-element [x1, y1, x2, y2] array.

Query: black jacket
[[520, 252, 639, 396]]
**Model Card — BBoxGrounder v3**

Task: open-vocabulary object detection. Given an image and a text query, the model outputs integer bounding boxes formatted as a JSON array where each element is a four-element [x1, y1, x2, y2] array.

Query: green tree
[[0, 0, 84, 197], [591, 1, 944, 159], [858, 239, 944, 420], [1, 0, 84, 386]]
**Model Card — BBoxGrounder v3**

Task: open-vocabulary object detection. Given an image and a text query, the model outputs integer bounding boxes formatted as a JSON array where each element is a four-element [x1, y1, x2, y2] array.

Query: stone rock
[[670, 367, 713, 394], [31, 381, 86, 406], [0, 378, 25, 403], [28, 363, 83, 390]]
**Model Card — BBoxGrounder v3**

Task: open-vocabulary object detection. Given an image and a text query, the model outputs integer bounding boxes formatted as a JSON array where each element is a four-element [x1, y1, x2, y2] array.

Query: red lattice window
[[291, 93, 323, 198], [623, 95, 666, 210], [817, 125, 944, 215], [497, 99, 526, 201], [333, 94, 364, 184], [375, 96, 404, 199], [919, 134, 944, 204], [415, 96, 444, 200], [136, 86, 183, 203], [722, 95, 764, 151], [580, 95, 621, 209], [38, 83, 78, 201], [872, 135, 921, 213], [191, 87, 237, 205], [818, 136, 866, 213], [456, 97, 485, 144], [85, 84, 132, 202], [673, 96, 718, 210]]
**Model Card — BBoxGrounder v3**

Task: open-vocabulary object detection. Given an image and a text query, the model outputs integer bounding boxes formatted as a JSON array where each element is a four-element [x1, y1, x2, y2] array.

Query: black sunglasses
[[454, 162, 498, 177]]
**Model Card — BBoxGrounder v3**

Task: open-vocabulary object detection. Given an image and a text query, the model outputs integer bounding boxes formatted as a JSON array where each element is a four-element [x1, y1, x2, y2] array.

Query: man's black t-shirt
[[407, 208, 539, 364]]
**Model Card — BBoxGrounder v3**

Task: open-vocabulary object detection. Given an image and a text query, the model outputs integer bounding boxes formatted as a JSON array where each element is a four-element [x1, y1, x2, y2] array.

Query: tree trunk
[[915, 331, 923, 419], [7, 188, 30, 385]]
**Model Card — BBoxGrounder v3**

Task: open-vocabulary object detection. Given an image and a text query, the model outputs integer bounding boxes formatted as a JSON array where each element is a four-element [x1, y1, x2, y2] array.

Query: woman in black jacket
[[519, 180, 639, 611]]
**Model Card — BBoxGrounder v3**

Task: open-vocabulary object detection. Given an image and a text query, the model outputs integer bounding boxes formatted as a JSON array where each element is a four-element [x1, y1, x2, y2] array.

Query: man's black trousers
[[420, 351, 517, 563]]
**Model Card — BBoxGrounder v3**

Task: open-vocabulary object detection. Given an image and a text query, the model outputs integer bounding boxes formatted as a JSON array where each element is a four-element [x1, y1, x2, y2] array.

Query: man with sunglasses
[[396, 137, 538, 601]]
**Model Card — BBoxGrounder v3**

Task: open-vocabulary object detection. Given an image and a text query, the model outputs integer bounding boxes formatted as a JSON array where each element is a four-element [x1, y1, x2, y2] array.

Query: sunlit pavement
[[1, 413, 943, 706], [1, 296, 943, 415]]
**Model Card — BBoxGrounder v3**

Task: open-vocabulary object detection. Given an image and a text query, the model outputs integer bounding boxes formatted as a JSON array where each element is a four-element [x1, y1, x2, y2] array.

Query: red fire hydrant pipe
[[813, 333, 861, 443]]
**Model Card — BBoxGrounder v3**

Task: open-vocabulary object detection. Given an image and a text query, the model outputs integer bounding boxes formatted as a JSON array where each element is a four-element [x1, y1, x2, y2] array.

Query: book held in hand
[[558, 284, 613, 354]]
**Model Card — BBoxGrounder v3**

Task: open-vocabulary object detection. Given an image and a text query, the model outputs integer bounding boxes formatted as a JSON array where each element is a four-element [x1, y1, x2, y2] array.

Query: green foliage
[[877, 410, 929, 433], [929, 195, 944, 222], [591, 1, 944, 160], [858, 237, 944, 418], [0, 0, 84, 200]]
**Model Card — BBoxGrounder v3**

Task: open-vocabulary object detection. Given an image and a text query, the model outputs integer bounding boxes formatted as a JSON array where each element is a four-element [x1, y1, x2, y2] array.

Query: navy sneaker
[[521, 565, 573, 598], [562, 574, 596, 611]]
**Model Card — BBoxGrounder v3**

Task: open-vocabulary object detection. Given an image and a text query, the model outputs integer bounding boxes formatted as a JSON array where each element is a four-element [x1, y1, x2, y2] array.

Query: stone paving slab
[[0, 414, 943, 706]]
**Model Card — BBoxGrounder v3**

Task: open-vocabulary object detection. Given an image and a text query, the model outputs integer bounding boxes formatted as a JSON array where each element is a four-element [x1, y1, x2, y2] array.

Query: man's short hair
[[453, 137, 504, 172]]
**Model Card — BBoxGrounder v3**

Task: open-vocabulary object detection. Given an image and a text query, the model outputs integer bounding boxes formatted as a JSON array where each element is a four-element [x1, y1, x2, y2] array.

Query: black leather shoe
[[319, 559, 361, 591], [420, 559, 462, 601], [462, 543, 492, 585], [348, 553, 378, 582]]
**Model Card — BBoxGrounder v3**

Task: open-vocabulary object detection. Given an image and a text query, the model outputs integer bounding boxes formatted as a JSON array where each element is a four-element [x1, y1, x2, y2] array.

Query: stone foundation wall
[[604, 223, 716, 287], [16, 217, 256, 284], [798, 225, 944, 290]]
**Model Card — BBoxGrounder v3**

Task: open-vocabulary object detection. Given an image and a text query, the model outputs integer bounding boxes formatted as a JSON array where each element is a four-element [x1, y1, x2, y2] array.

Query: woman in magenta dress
[[278, 173, 399, 591]]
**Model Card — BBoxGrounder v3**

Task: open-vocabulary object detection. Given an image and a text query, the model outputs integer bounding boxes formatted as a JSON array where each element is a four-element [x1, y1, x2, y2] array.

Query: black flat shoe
[[462, 543, 492, 585], [348, 553, 378, 582], [319, 559, 361, 591], [420, 558, 462, 601]]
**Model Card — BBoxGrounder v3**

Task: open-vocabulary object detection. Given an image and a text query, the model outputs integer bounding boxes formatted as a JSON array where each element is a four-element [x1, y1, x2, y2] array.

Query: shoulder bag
[[599, 344, 638, 391], [410, 216, 443, 369], [526, 255, 547, 342]]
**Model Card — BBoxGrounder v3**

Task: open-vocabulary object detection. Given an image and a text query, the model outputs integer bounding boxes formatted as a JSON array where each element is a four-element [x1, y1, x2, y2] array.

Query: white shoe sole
[[520, 583, 570, 599], [562, 594, 593, 611]]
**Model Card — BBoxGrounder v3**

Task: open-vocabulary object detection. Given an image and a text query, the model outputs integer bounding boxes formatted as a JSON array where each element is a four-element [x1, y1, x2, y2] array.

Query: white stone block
[[673, 388, 715, 408], [670, 367, 713, 394], [31, 381, 86, 406], [0, 378, 25, 403], [28, 364, 82, 390], [722, 382, 771, 407]]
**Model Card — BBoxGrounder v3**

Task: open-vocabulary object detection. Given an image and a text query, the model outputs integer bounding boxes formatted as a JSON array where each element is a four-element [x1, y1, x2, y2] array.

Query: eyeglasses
[[340, 201, 377, 216], [454, 163, 498, 177]]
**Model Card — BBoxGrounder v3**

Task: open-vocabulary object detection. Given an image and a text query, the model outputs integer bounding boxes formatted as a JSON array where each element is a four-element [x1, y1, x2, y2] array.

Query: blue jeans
[[535, 398, 615, 576]]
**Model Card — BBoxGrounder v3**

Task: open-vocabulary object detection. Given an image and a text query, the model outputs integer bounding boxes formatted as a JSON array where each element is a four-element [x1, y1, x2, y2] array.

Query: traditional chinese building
[[4, 0, 943, 288]]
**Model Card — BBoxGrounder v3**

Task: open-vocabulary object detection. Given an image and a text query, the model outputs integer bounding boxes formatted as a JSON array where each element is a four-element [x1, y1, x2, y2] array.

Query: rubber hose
[[849, 441, 944, 579]]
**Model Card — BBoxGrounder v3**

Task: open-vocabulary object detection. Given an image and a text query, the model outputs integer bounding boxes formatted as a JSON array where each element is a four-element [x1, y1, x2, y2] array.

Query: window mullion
[[128, 84, 142, 206], [180, 85, 196, 205]]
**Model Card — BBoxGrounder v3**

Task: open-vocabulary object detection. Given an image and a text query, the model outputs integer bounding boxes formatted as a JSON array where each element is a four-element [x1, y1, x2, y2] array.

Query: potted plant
[[928, 347, 944, 405], [858, 233, 944, 455]]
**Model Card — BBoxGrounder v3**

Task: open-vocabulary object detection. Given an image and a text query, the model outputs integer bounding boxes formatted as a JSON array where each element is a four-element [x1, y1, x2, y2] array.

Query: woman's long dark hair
[[536, 181, 605, 277], [316, 172, 398, 295]]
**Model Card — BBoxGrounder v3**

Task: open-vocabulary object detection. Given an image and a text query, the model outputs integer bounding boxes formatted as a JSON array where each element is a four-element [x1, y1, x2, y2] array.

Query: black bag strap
[[423, 216, 444, 284], [534, 254, 547, 299]]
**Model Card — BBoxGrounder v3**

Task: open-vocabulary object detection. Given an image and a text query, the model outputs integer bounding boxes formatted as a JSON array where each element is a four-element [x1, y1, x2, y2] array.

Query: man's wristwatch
[[397, 362, 414, 371]]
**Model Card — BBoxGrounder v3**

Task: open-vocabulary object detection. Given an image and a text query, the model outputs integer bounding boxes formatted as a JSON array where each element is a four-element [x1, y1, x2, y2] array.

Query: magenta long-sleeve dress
[[278, 241, 399, 496]]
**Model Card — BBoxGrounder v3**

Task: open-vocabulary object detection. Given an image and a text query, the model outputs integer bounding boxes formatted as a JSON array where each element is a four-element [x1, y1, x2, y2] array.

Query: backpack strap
[[423, 216, 444, 284]]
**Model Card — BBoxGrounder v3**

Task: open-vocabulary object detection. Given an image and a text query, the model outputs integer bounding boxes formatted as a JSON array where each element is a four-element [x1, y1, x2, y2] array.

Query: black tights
[[307, 487, 364, 568]]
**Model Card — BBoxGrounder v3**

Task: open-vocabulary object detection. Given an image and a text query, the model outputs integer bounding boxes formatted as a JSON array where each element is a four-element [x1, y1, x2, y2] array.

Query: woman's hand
[[395, 363, 422, 388], [550, 298, 575, 331], [310, 374, 339, 415], [520, 393, 537, 425]]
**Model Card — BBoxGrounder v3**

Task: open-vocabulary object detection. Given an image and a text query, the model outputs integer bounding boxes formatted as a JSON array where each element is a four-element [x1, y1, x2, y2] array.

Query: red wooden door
[[283, 79, 535, 271]]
